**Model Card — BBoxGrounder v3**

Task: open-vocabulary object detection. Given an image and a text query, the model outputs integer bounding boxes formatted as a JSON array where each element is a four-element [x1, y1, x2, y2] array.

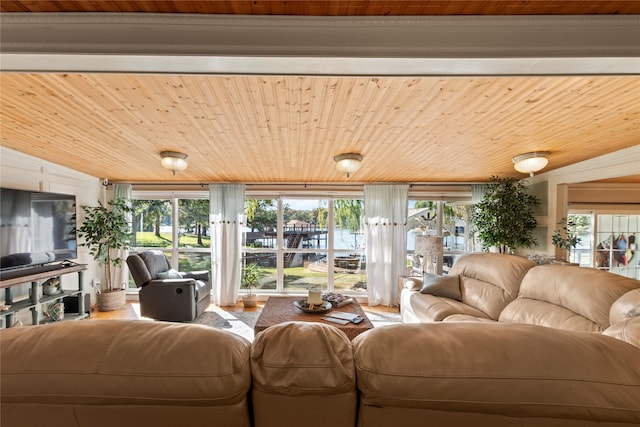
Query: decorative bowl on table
[[293, 299, 332, 314]]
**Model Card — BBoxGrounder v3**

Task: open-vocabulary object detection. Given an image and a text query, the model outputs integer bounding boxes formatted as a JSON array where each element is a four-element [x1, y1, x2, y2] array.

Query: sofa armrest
[[139, 280, 198, 321], [182, 270, 210, 282], [147, 278, 197, 287], [398, 276, 423, 294], [403, 277, 423, 291], [604, 317, 640, 349], [610, 288, 640, 325], [251, 322, 357, 427]]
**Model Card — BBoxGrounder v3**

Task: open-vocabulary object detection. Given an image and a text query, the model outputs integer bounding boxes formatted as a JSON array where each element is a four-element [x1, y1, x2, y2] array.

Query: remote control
[[321, 316, 350, 325], [351, 316, 364, 324]]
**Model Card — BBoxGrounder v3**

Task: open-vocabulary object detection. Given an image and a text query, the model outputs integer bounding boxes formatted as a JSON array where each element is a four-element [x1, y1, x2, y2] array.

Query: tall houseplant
[[78, 198, 132, 311], [471, 176, 540, 253]]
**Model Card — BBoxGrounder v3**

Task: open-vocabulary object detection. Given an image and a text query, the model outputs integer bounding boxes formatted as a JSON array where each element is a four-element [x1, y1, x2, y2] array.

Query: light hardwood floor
[[87, 299, 399, 321]]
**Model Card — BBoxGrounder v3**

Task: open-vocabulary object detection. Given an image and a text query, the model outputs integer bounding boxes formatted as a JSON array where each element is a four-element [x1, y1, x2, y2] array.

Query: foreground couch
[[2, 317, 640, 427]]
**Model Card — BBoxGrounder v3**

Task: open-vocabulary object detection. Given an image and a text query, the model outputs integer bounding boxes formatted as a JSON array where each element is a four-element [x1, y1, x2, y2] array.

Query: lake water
[[247, 227, 462, 251]]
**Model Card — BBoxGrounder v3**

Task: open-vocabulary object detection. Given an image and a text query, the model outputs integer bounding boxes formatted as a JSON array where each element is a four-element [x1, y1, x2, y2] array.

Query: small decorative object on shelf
[[322, 292, 353, 308], [45, 302, 64, 322], [42, 277, 62, 296]]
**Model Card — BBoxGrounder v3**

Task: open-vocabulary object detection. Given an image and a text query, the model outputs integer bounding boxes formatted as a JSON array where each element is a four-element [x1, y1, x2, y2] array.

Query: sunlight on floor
[[111, 301, 400, 342]]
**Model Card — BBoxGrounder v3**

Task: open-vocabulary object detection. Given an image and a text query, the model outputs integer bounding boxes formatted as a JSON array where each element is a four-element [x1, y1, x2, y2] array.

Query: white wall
[[1, 146, 104, 305], [524, 145, 640, 258]]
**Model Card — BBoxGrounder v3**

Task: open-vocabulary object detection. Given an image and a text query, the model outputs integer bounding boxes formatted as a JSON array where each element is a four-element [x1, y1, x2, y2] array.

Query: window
[[564, 211, 639, 279], [407, 199, 470, 275], [129, 197, 211, 287], [594, 213, 639, 279], [242, 196, 365, 295]]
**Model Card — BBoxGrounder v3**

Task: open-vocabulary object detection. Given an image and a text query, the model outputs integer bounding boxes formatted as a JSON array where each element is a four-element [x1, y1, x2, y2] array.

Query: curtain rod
[[119, 182, 483, 187]]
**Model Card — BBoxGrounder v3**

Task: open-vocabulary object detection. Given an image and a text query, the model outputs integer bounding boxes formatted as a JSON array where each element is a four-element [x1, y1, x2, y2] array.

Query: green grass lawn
[[134, 232, 210, 248]]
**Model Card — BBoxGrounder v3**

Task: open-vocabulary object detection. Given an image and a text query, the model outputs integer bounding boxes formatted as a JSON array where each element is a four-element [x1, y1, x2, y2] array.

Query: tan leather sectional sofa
[[400, 253, 640, 332], [2, 253, 639, 427]]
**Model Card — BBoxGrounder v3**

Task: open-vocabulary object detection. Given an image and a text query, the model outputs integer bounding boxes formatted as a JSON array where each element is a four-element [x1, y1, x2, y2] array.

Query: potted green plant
[[552, 216, 588, 262], [241, 262, 261, 308], [471, 176, 540, 254], [78, 198, 132, 311]]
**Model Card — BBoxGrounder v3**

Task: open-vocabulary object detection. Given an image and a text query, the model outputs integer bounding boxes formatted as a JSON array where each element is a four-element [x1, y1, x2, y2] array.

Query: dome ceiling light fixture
[[512, 151, 550, 177], [334, 153, 363, 178], [160, 151, 188, 175]]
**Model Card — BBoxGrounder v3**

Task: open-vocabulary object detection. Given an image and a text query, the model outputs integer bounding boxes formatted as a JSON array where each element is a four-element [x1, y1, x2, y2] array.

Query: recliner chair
[[126, 250, 211, 322]]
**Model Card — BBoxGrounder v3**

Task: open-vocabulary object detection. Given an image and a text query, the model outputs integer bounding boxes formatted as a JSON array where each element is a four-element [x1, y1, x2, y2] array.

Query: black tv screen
[[0, 188, 77, 272]]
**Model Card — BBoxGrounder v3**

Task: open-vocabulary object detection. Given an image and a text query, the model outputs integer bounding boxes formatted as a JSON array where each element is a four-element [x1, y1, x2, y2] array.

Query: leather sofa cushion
[[449, 253, 536, 319], [442, 314, 496, 323], [156, 268, 182, 279], [352, 323, 640, 424], [500, 265, 640, 331], [1, 320, 252, 408], [139, 250, 172, 279], [251, 322, 357, 427], [401, 291, 491, 322]]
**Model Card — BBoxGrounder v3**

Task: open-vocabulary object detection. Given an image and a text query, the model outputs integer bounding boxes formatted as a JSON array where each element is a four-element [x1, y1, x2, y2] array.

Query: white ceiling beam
[[1, 13, 639, 75]]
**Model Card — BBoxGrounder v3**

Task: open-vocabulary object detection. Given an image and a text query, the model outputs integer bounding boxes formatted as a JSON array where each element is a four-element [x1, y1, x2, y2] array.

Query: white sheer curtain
[[364, 184, 409, 306], [112, 183, 132, 290], [210, 184, 246, 306]]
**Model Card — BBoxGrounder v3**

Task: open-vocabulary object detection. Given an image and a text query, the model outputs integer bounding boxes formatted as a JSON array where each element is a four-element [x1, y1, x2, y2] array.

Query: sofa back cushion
[[127, 250, 173, 287], [448, 253, 536, 320], [352, 322, 640, 426], [499, 265, 640, 331], [251, 322, 357, 427], [1, 320, 252, 427], [139, 250, 172, 278]]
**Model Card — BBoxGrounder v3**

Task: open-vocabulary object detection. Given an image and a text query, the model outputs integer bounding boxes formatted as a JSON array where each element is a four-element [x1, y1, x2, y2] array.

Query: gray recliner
[[126, 250, 211, 322]]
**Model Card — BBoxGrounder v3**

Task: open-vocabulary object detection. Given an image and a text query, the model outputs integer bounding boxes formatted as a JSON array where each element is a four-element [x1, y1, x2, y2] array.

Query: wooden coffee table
[[254, 296, 374, 340]]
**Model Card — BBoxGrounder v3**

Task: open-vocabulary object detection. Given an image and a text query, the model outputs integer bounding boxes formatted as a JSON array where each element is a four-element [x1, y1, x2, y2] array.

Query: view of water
[[247, 227, 464, 251]]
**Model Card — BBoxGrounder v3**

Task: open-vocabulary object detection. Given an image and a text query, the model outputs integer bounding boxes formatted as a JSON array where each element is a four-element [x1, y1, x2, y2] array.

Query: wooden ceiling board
[[1, 74, 638, 183], [2, 1, 640, 15]]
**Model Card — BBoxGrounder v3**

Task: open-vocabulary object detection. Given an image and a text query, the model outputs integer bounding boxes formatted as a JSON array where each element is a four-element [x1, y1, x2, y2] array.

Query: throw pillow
[[157, 269, 182, 280], [420, 272, 462, 301]]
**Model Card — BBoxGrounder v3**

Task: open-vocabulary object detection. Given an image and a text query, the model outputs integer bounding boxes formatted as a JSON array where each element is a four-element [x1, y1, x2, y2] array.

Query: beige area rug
[[192, 306, 260, 342]]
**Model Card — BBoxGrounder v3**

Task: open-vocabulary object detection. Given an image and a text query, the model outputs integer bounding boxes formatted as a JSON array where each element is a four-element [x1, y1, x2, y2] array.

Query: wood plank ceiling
[[1, 1, 639, 184], [2, 1, 639, 15]]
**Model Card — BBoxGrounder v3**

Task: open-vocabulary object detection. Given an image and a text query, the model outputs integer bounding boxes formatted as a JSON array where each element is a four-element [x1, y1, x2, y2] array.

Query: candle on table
[[308, 285, 323, 305]]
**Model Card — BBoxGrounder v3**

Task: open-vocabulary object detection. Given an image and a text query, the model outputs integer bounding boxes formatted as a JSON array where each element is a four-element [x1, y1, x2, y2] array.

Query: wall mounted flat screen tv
[[0, 188, 77, 272]]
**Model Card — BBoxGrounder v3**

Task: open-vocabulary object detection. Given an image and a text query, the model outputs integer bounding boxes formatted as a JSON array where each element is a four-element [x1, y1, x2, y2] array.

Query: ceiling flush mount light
[[160, 151, 188, 175], [334, 153, 363, 178], [512, 151, 550, 177]]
